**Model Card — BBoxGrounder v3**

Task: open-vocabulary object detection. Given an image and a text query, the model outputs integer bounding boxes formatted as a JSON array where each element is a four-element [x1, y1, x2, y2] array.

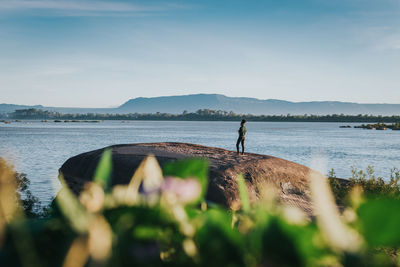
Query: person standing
[[236, 119, 247, 155]]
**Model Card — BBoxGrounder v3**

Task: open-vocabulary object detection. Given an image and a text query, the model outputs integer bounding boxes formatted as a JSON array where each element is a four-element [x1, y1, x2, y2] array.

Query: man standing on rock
[[236, 119, 247, 155]]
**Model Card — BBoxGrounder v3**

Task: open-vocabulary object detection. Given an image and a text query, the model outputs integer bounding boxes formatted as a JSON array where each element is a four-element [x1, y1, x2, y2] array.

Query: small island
[[352, 122, 400, 130]]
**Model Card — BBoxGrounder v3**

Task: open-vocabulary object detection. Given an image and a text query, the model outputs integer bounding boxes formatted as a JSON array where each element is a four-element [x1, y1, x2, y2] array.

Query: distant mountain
[[2, 94, 400, 115], [116, 94, 400, 115]]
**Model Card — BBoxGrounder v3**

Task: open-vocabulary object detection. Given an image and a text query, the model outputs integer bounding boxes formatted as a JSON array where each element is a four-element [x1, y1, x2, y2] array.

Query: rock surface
[[59, 142, 318, 214]]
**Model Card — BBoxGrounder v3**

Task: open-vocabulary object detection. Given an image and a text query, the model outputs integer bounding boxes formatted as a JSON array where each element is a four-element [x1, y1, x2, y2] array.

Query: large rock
[[59, 142, 316, 214]]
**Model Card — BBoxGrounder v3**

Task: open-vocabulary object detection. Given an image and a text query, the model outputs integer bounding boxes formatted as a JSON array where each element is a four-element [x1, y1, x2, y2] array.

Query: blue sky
[[0, 0, 399, 107]]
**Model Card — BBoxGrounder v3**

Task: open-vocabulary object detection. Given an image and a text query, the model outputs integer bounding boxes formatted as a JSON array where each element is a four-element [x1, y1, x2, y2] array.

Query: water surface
[[1, 120, 399, 203]]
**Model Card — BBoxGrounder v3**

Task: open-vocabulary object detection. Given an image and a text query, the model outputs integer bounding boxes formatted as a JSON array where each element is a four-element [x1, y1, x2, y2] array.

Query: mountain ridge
[[1, 94, 400, 115]]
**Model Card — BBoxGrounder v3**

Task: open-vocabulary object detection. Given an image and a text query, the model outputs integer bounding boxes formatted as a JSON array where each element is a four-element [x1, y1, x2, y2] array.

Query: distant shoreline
[[2, 108, 400, 123], [2, 119, 399, 124]]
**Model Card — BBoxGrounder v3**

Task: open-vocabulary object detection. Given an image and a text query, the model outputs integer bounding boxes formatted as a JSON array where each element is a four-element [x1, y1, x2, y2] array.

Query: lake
[[1, 120, 399, 204]]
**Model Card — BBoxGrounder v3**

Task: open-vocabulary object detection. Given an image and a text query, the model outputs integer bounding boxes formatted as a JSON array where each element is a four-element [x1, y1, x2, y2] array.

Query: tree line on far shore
[[4, 108, 400, 122]]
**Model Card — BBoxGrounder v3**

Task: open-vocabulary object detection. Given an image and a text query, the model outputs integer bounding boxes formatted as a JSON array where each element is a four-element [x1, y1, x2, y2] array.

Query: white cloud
[[0, 0, 189, 15], [352, 26, 400, 51], [377, 33, 400, 51], [33, 67, 81, 76]]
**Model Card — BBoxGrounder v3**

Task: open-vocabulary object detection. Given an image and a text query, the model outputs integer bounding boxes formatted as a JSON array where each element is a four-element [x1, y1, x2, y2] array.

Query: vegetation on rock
[[0, 158, 49, 218], [329, 166, 400, 206], [354, 123, 400, 130]]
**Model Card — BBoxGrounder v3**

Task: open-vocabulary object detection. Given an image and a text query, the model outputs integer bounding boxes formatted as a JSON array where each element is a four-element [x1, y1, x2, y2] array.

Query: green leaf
[[195, 208, 245, 266], [56, 175, 91, 233], [357, 198, 400, 246], [133, 226, 163, 240], [251, 218, 303, 266], [163, 158, 209, 202], [237, 174, 250, 212], [93, 149, 112, 190]]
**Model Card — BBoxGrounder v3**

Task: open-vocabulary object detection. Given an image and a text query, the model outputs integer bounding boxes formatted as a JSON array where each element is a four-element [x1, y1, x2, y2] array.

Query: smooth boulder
[[59, 142, 317, 214]]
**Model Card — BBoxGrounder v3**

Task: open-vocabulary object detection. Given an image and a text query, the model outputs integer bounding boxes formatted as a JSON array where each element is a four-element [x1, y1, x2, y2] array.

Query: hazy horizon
[[2, 93, 400, 109], [1, 0, 400, 107]]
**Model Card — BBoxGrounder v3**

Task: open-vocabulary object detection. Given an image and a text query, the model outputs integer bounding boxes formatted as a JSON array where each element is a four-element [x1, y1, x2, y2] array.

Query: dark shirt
[[238, 126, 247, 137]]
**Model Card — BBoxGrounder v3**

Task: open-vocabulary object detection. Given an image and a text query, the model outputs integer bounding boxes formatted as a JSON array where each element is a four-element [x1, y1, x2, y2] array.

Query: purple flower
[[161, 177, 202, 204]]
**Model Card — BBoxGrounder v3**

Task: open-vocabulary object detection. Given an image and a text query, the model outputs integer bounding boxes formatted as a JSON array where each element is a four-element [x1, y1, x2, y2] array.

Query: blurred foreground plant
[[0, 154, 400, 266]]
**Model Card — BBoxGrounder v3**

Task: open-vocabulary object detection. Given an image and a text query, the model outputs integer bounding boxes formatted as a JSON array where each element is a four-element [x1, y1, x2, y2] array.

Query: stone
[[59, 142, 318, 215]]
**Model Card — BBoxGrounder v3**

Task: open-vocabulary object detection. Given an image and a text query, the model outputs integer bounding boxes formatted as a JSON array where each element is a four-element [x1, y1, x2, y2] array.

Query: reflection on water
[[1, 120, 399, 203]]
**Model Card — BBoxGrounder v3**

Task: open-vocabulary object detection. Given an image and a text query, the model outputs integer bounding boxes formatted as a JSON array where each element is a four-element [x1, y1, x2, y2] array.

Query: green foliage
[[328, 169, 350, 206], [104, 205, 186, 266], [329, 166, 400, 205], [93, 149, 113, 190], [195, 209, 245, 267], [358, 198, 400, 246], [250, 218, 308, 266], [349, 167, 400, 199], [56, 177, 91, 234], [357, 122, 400, 129], [0, 157, 49, 218], [2, 158, 400, 266], [15, 172, 45, 218]]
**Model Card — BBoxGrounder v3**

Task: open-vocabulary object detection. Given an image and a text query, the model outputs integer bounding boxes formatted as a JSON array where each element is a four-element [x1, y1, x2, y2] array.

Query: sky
[[0, 0, 400, 107]]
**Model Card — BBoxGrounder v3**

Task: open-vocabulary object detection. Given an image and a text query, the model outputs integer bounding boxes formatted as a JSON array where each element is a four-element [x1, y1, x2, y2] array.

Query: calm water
[[1, 120, 399, 203]]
